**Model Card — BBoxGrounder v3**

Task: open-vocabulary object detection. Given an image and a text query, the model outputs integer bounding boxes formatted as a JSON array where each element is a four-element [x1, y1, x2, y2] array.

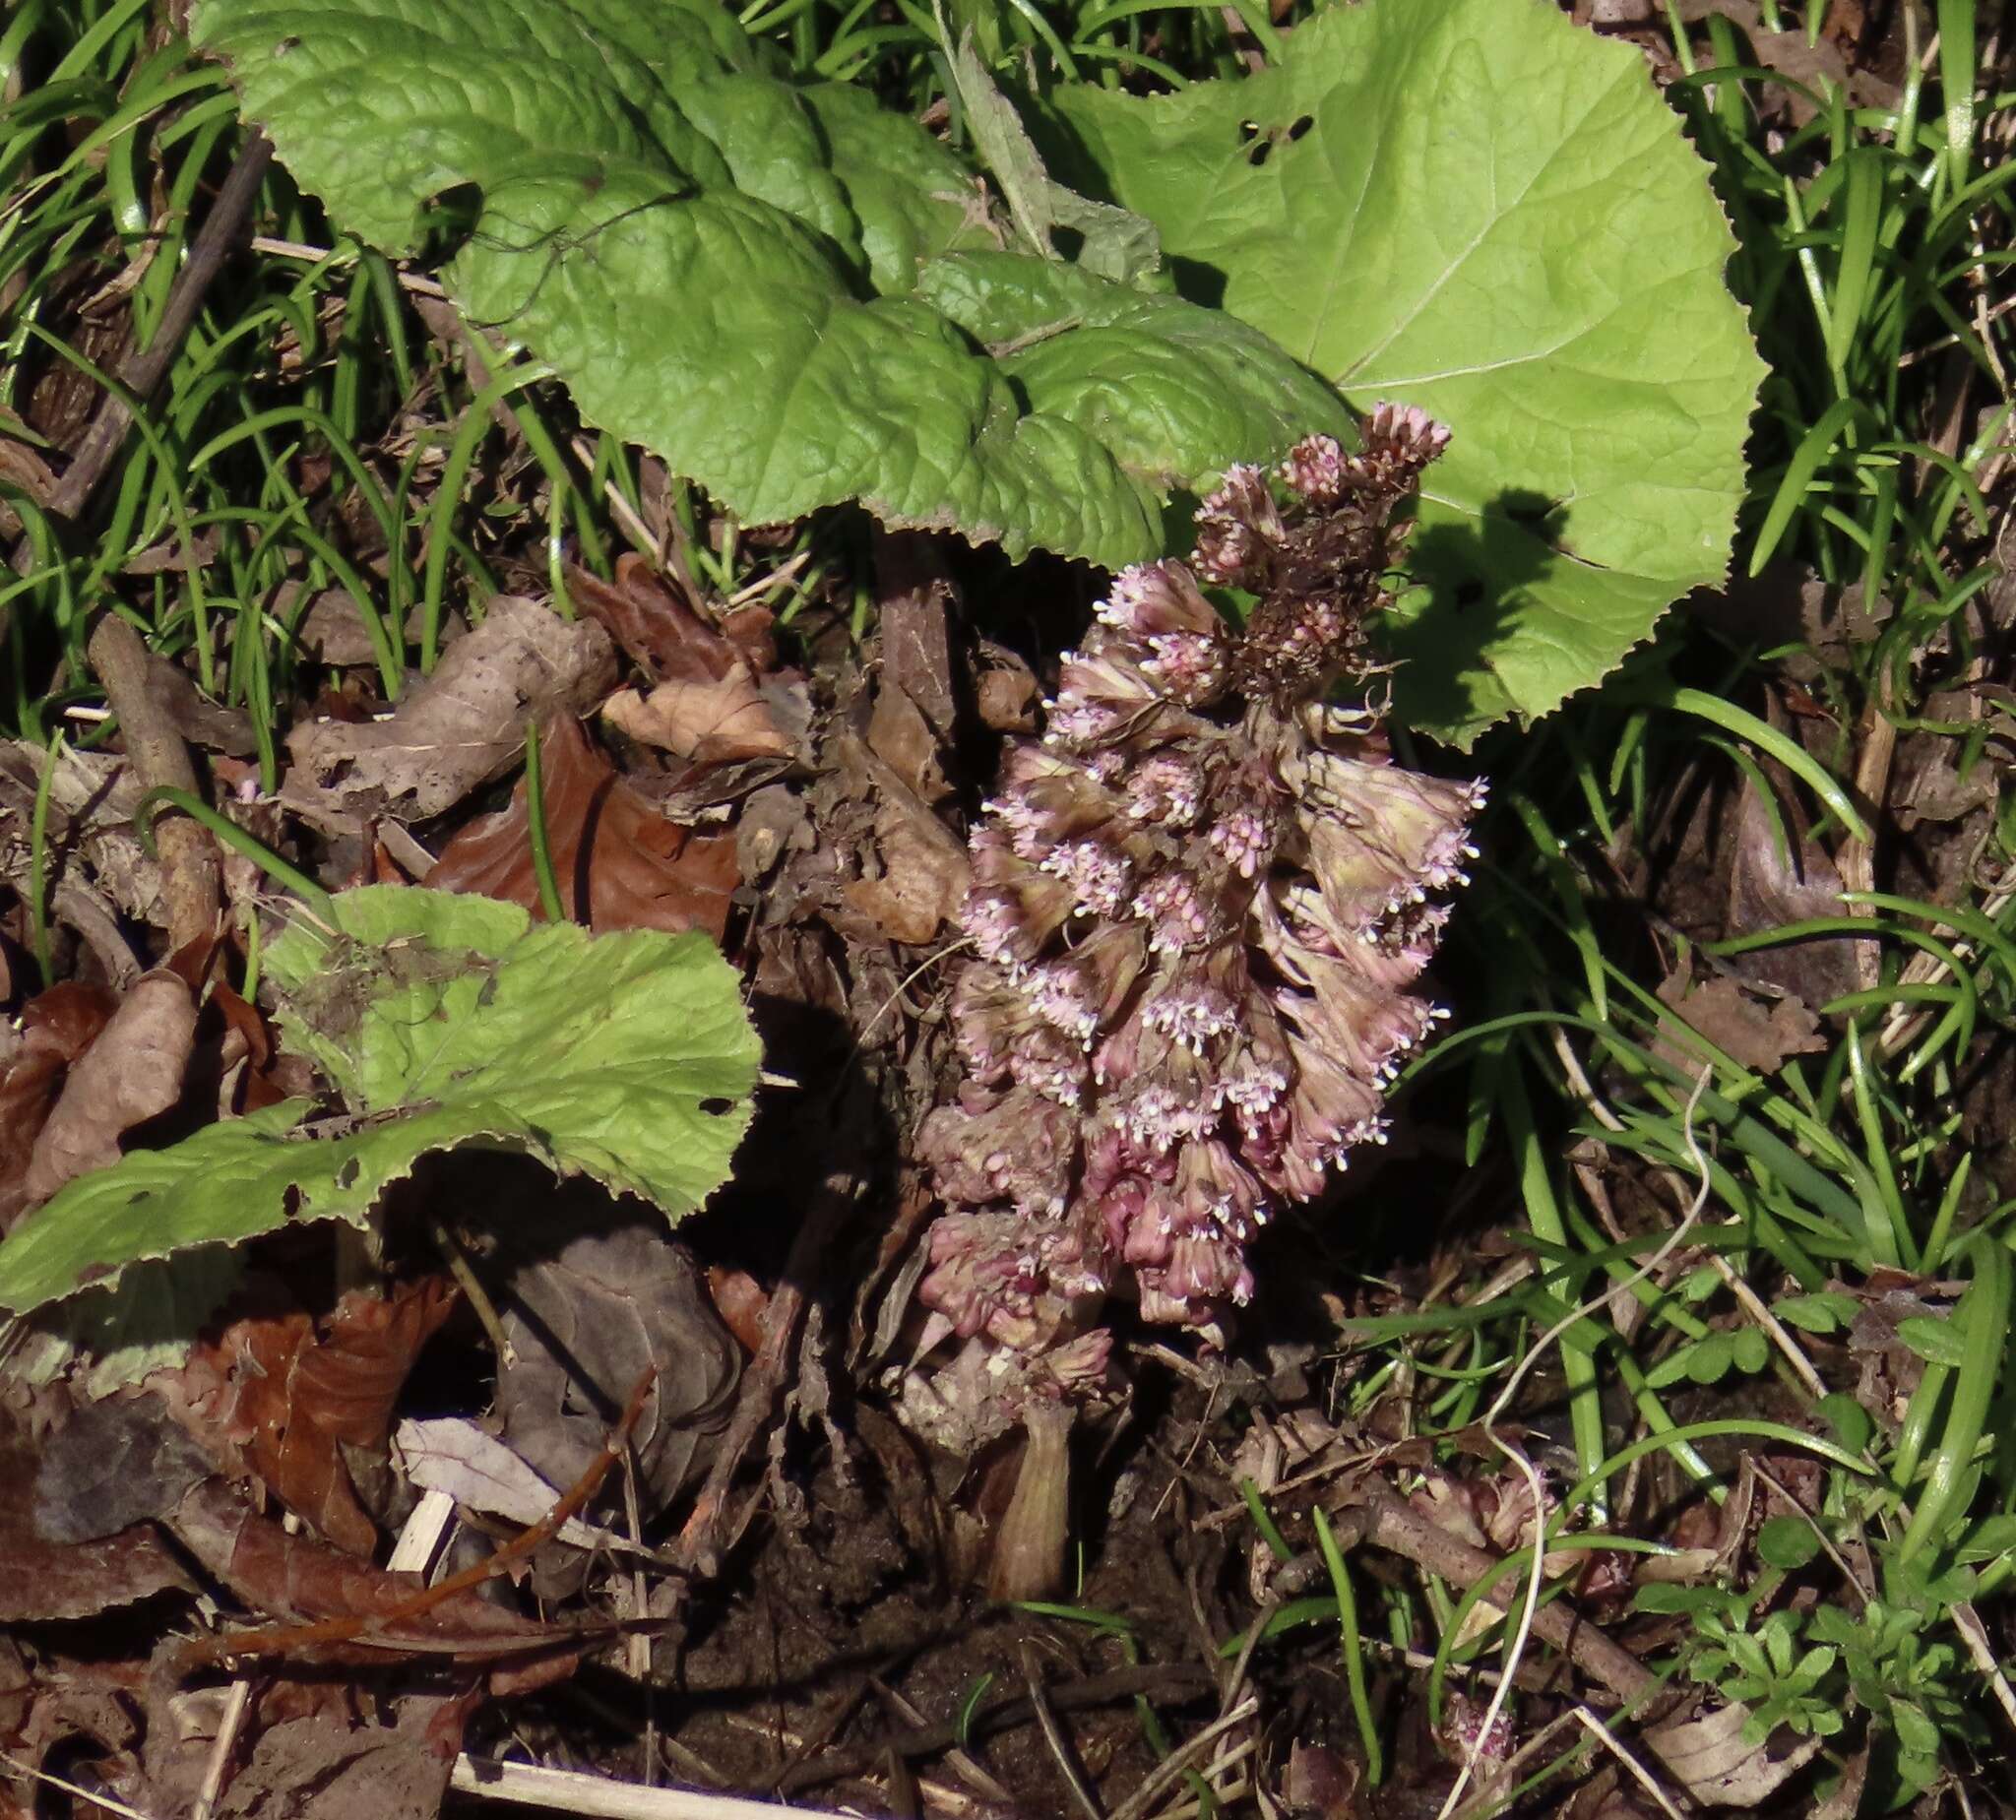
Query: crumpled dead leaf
[[164, 1476, 605, 1677], [0, 1408, 194, 1620], [0, 981, 116, 1228], [570, 556, 770, 683], [0, 740, 164, 928], [866, 684, 947, 803], [976, 645, 1039, 733], [284, 595, 614, 823], [32, 1393, 215, 1542], [24, 970, 195, 1208], [1656, 973, 1825, 1075], [494, 1200, 739, 1525], [575, 556, 807, 764], [1725, 776, 1862, 1007], [176, 1278, 459, 1556], [834, 727, 970, 947], [1642, 1698, 1824, 1807], [428, 714, 738, 937], [213, 1698, 462, 1820], [603, 667, 799, 764]]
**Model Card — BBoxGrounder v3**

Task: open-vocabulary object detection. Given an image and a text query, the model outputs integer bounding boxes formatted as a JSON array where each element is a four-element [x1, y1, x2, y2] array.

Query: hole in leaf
[[336, 1157, 361, 1189], [699, 1098, 733, 1116]]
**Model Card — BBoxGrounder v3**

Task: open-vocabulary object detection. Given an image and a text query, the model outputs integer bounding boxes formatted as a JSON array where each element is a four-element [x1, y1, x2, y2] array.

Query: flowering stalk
[[916, 404, 1481, 1394]]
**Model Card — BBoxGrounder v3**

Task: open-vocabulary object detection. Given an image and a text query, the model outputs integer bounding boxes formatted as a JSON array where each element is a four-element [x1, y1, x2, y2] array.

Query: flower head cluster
[[917, 406, 1480, 1353]]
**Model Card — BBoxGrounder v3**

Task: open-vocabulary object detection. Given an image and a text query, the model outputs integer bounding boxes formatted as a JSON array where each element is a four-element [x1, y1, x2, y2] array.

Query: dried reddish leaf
[[569, 557, 749, 684], [24, 970, 195, 1207], [165, 1477, 593, 1668], [706, 1266, 769, 1354], [428, 715, 738, 937], [0, 1412, 194, 1621], [185, 1279, 458, 1556], [0, 982, 117, 1228]]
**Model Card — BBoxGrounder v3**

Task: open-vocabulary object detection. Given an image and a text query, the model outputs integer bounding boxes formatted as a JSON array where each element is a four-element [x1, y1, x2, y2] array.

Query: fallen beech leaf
[[602, 666, 795, 763], [165, 1476, 595, 1664], [843, 805, 968, 944], [1655, 974, 1824, 1075], [569, 556, 767, 683], [1725, 780, 1859, 1007], [284, 595, 614, 822], [429, 715, 739, 936], [214, 1698, 462, 1820], [494, 1200, 738, 1521], [0, 1410, 194, 1620], [32, 1394, 215, 1542], [24, 972, 194, 1206], [0, 982, 117, 1229], [1643, 1700, 1824, 1807], [182, 1279, 459, 1556], [392, 1416, 653, 1556]]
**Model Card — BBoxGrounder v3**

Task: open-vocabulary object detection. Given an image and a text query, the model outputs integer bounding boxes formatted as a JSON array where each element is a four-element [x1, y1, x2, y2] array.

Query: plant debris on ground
[[0, 0, 2013, 1817]]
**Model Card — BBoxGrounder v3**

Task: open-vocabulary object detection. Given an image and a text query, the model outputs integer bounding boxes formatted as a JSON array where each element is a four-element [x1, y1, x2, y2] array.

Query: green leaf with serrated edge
[[1042, 0, 1765, 745], [0, 888, 759, 1313], [189, 0, 1348, 569]]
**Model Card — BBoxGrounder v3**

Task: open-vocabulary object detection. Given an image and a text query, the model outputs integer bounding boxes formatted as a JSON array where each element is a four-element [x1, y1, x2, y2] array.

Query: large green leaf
[[0, 888, 759, 1313], [1044, 0, 1765, 744], [190, 0, 1350, 567]]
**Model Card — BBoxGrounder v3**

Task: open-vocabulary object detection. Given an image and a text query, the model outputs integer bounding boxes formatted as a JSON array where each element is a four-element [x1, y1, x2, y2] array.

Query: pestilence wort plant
[[907, 408, 1482, 1589]]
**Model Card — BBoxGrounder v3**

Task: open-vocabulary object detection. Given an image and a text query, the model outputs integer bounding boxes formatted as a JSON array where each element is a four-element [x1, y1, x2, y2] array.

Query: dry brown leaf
[[164, 1476, 595, 1668], [569, 555, 763, 682], [1281, 1741, 1359, 1818], [181, 1279, 459, 1557], [844, 806, 968, 944], [1725, 779, 1861, 1007], [1655, 973, 1825, 1074], [976, 657, 1039, 732], [494, 1202, 738, 1527], [24, 971, 195, 1207], [283, 595, 614, 822], [866, 684, 948, 801], [0, 741, 164, 927], [214, 1699, 462, 1820], [0, 1410, 194, 1621], [0, 982, 117, 1229], [1642, 1699, 1824, 1807], [602, 664, 795, 763], [428, 714, 739, 937], [31, 1395, 216, 1542]]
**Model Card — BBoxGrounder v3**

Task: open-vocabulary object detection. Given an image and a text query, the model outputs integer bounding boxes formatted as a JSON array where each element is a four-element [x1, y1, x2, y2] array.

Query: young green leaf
[[0, 888, 760, 1312], [1040, 0, 1766, 744]]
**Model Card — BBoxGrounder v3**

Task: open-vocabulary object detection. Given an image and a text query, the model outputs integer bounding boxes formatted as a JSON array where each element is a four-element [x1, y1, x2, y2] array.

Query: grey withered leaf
[[34, 1393, 215, 1542]]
